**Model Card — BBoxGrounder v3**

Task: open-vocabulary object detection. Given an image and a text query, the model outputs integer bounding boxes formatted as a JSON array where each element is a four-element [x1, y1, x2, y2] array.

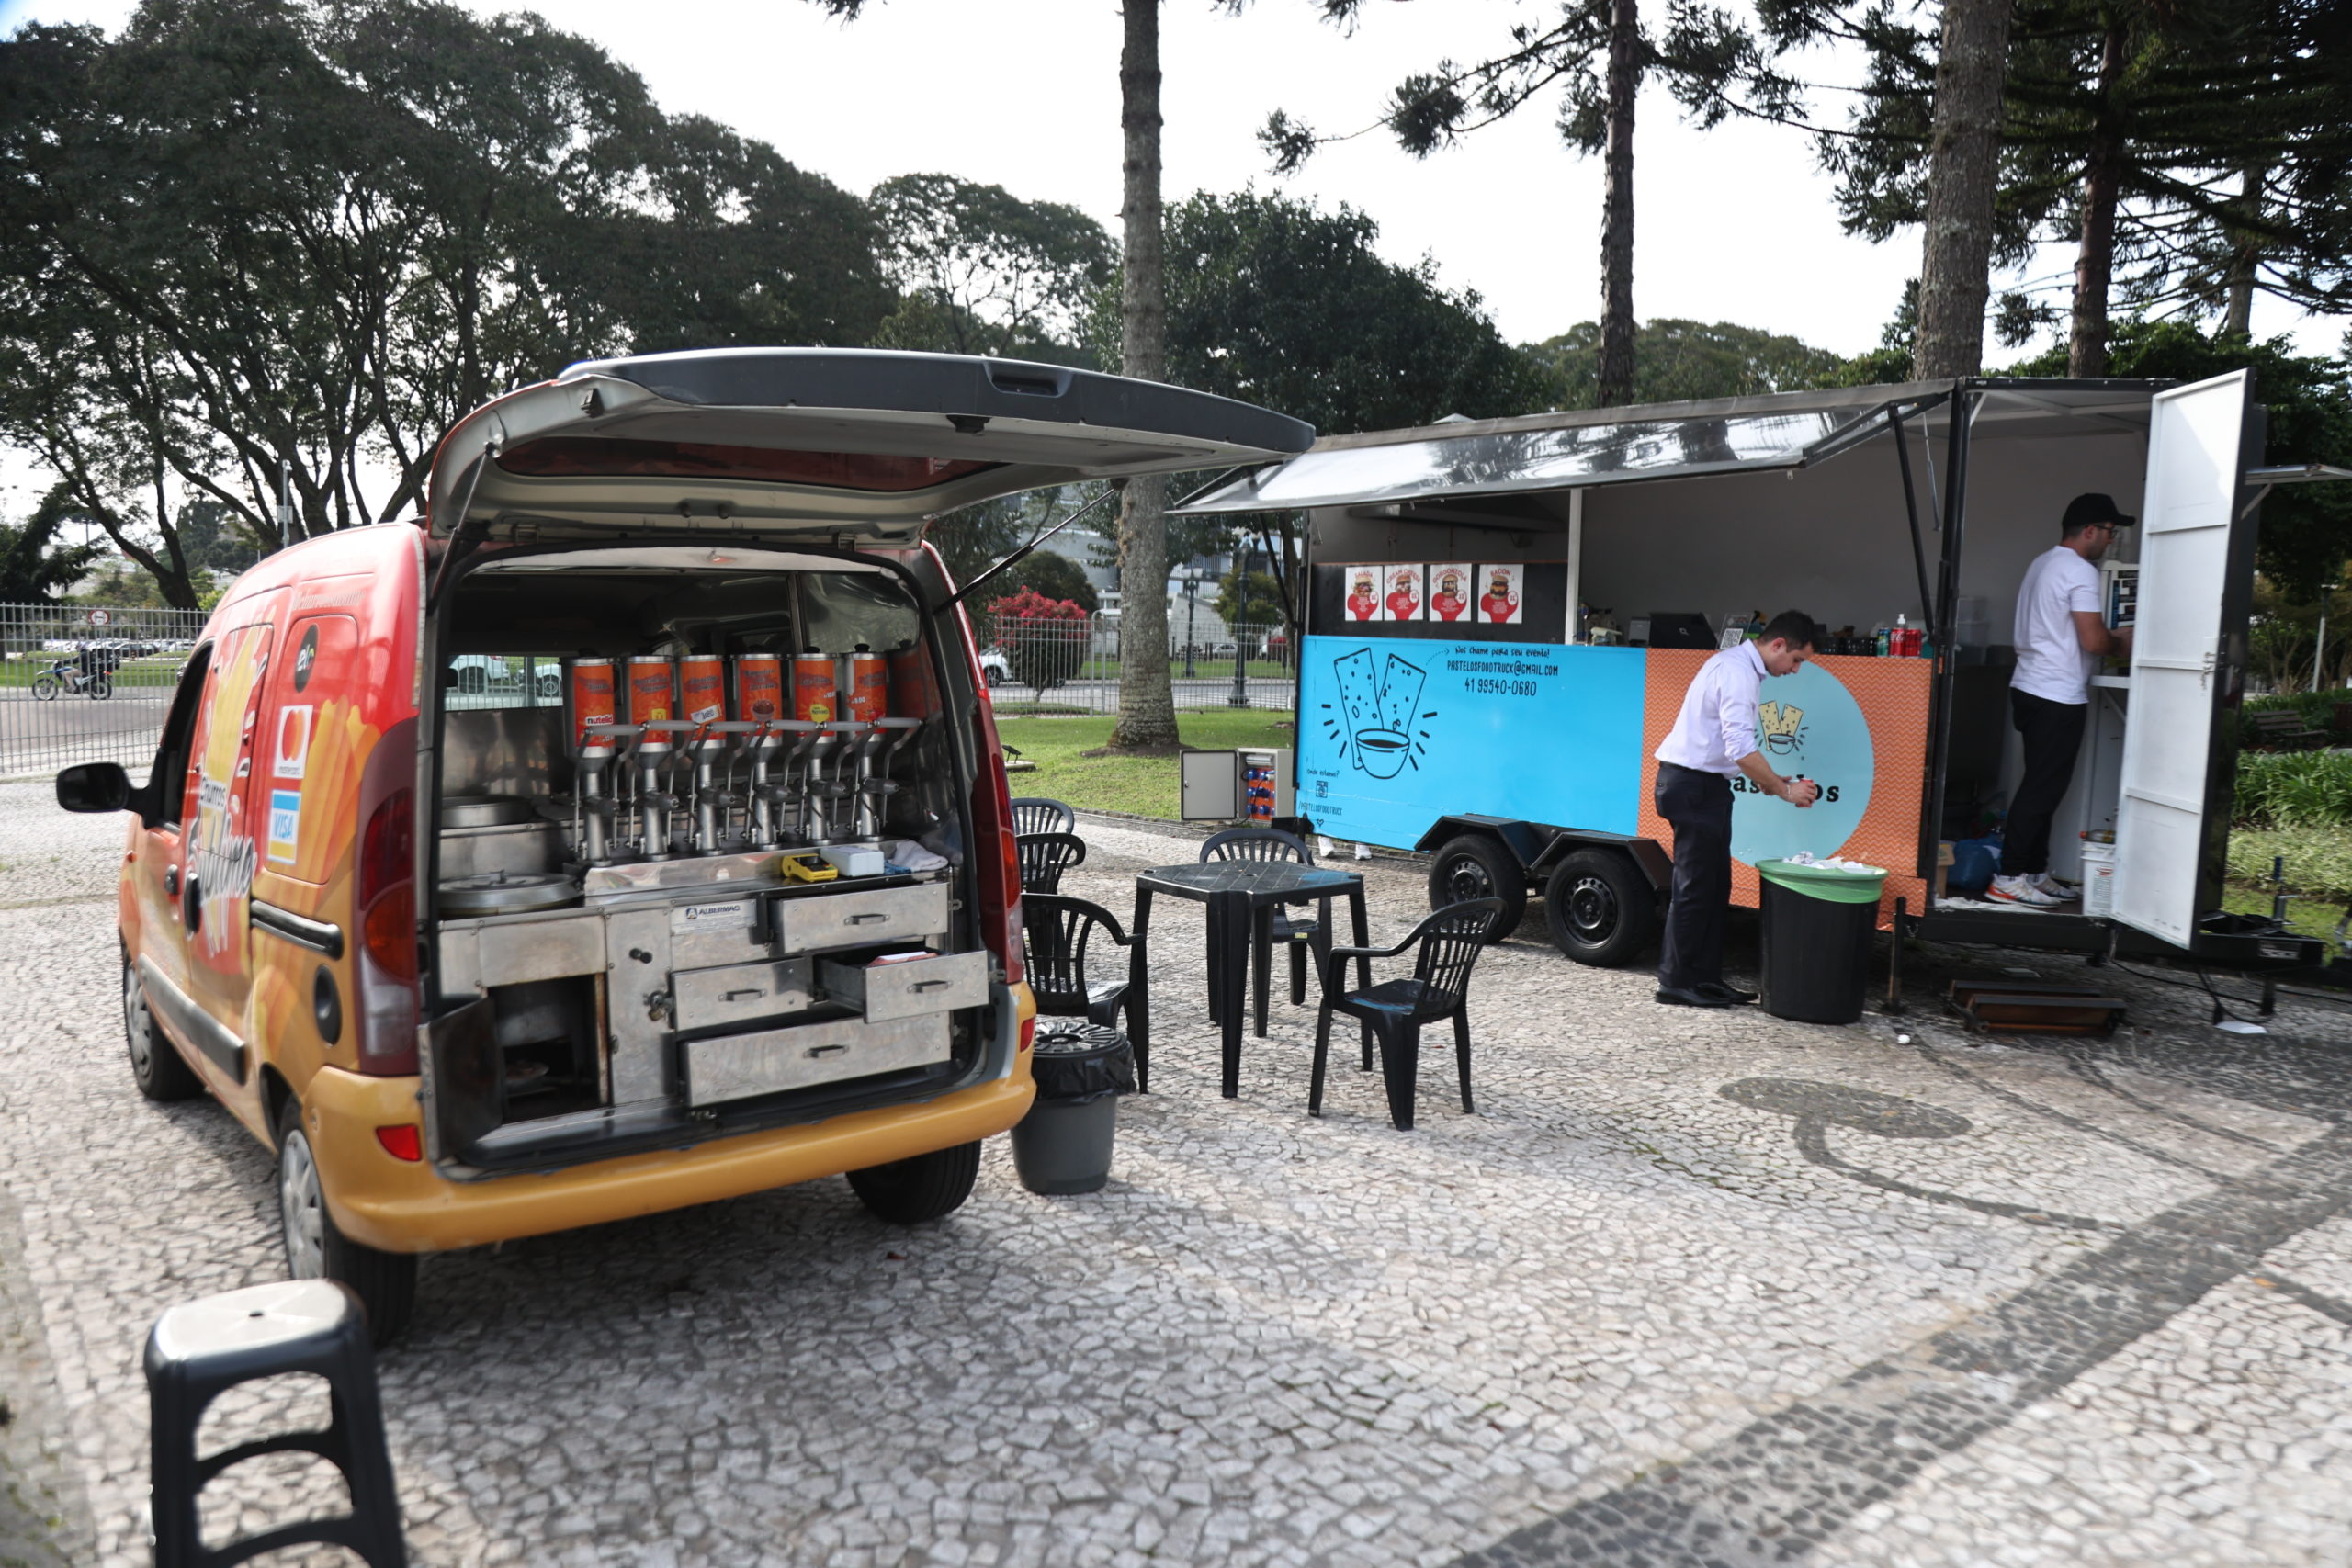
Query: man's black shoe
[[1655, 985, 1735, 1008], [1699, 982, 1758, 1004]]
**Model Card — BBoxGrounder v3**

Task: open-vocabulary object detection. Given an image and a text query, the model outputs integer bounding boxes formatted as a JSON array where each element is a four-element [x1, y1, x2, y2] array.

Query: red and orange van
[[60, 349, 1309, 1341]]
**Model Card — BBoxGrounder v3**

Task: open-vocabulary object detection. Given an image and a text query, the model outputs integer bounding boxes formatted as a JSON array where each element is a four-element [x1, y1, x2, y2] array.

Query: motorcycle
[[30, 657, 112, 701]]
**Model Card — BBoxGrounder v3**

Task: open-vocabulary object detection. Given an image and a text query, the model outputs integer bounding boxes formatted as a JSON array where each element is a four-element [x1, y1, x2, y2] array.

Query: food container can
[[678, 654, 726, 724], [627, 654, 674, 742], [792, 653, 837, 723], [567, 658, 616, 753], [888, 646, 936, 717], [848, 650, 889, 723], [735, 654, 784, 722]]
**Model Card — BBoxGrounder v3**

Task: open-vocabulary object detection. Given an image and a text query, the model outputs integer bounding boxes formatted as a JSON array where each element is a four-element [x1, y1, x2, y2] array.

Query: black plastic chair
[[145, 1279, 407, 1567], [1011, 796, 1076, 836], [1309, 898, 1504, 1131], [1015, 830, 1087, 894], [1022, 893, 1152, 1090], [1199, 827, 1330, 1016]]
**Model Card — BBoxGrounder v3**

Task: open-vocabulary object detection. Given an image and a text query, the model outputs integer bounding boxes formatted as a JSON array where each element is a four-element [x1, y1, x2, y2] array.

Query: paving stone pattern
[[0, 783, 2348, 1565]]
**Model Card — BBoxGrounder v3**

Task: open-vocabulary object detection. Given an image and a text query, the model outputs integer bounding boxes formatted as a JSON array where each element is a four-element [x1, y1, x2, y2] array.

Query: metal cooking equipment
[[436, 870, 582, 916]]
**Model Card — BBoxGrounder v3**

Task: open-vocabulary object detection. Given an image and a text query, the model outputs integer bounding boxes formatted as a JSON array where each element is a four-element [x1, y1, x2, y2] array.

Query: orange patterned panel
[[1639, 652, 1932, 930]]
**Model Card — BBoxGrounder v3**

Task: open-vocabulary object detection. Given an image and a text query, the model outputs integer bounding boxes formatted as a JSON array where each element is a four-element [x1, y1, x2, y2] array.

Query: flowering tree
[[986, 587, 1090, 693]]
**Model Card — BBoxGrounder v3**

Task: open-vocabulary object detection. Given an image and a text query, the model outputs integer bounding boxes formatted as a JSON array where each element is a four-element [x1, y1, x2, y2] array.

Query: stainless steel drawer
[[820, 950, 989, 1022], [681, 1013, 951, 1108], [671, 957, 814, 1032], [772, 882, 949, 956]]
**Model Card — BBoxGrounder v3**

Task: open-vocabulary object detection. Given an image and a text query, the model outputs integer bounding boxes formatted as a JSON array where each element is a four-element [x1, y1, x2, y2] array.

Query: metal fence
[[0, 604, 209, 778], [0, 601, 1295, 776], [983, 615, 1296, 714]]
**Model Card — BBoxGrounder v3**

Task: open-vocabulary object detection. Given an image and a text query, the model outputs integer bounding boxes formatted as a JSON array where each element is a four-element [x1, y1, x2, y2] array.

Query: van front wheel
[[277, 1100, 417, 1347], [124, 956, 202, 1102], [847, 1141, 981, 1224]]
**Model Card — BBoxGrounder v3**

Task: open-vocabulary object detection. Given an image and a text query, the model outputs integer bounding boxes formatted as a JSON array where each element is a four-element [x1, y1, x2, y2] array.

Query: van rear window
[[498, 438, 996, 492]]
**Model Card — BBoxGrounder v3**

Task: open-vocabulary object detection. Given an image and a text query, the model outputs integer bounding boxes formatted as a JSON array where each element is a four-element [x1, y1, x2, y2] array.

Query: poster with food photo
[[1427, 563, 1474, 623], [1478, 563, 1523, 625], [1380, 564, 1424, 622], [1344, 567, 1381, 623]]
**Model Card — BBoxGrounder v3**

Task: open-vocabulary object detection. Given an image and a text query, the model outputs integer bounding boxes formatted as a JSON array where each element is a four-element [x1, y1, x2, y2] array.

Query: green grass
[[994, 711, 1298, 819]]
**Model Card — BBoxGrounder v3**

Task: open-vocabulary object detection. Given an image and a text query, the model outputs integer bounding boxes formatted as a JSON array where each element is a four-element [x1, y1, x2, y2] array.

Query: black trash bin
[[1757, 859, 1889, 1024], [1011, 1022, 1136, 1195]]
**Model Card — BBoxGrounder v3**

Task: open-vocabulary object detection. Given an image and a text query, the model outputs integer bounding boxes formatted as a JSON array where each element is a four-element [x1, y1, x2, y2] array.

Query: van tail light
[[353, 717, 419, 1076], [374, 1124, 424, 1161]]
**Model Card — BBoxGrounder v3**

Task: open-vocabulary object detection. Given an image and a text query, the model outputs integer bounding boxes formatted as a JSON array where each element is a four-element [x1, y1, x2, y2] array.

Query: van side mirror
[[56, 761, 131, 814]]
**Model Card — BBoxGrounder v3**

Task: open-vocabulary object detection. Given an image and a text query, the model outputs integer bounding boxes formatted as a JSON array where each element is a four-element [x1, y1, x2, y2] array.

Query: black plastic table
[[1133, 862, 1371, 1098]]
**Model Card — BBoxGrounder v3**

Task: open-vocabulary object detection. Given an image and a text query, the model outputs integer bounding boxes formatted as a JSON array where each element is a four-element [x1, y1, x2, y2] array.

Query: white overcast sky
[[2, 0, 2342, 517]]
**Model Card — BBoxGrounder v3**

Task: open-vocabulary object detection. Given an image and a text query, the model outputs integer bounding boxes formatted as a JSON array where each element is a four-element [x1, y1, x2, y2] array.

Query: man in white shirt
[[1654, 610, 1822, 1007], [1993, 493, 2136, 907]]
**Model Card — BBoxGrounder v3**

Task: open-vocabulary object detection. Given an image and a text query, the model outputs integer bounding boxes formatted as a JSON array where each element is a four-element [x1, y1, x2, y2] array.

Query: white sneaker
[[1989, 874, 2062, 908], [2032, 873, 2079, 900], [1353, 842, 1373, 861]]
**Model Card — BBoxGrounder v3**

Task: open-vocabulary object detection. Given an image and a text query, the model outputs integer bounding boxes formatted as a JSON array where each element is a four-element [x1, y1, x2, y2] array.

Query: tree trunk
[[2068, 22, 2127, 378], [1596, 0, 1639, 407], [2222, 164, 2263, 337], [1110, 0, 1178, 751], [1912, 0, 2014, 379]]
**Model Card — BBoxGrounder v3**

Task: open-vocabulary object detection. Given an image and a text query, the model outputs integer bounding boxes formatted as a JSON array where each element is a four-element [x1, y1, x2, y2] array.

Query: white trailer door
[[2113, 370, 2256, 947]]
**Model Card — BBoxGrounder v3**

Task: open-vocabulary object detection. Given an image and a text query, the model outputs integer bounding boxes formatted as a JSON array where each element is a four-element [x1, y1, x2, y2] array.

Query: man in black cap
[[1993, 492, 2134, 906]]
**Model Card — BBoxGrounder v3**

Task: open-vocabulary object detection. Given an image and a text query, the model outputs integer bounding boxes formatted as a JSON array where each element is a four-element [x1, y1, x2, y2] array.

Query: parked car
[[978, 648, 1012, 687], [56, 348, 1310, 1343]]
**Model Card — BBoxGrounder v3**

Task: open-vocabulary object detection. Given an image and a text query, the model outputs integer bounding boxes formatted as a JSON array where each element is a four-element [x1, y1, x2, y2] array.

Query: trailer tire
[[847, 1140, 981, 1224], [1544, 850, 1656, 967], [1427, 834, 1524, 942]]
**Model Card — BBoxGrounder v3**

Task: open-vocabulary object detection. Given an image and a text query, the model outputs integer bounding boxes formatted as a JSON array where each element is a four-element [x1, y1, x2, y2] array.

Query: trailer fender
[[1530, 830, 1672, 894], [1410, 815, 1547, 873], [1408, 817, 1672, 895]]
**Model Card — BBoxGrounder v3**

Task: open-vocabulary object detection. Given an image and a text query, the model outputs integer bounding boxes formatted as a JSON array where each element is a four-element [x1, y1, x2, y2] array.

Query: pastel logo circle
[[1730, 660, 1873, 866]]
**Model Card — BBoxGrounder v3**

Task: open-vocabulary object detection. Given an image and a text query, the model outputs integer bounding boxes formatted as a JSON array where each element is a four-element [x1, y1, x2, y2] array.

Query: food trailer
[[1180, 374, 2346, 971]]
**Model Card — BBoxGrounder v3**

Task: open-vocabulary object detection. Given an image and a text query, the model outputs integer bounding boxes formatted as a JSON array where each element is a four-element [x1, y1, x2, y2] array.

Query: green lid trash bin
[[1756, 858, 1888, 1024]]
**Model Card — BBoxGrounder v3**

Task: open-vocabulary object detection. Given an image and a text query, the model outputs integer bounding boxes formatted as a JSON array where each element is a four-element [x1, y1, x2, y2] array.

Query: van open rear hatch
[[413, 351, 1312, 1174]]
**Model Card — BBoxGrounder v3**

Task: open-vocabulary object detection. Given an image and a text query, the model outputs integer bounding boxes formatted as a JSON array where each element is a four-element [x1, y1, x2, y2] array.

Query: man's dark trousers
[[1657, 761, 1733, 991], [2000, 690, 2088, 877]]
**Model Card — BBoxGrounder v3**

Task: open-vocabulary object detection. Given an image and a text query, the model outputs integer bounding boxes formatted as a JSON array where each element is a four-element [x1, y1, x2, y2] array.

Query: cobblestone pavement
[[1, 781, 2349, 1566]]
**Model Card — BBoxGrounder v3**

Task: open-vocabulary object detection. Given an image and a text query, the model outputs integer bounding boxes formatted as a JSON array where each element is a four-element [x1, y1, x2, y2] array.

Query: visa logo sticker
[[671, 899, 754, 934], [266, 788, 301, 864]]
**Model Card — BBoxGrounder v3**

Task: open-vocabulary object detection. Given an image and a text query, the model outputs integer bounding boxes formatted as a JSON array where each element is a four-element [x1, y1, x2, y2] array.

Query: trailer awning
[[1174, 383, 1961, 515]]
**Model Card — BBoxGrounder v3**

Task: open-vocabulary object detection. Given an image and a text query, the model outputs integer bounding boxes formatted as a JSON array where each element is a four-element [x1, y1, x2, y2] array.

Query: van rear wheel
[[124, 955, 201, 1101], [847, 1141, 981, 1224], [1544, 850, 1656, 967], [1427, 834, 1524, 942], [277, 1100, 417, 1347]]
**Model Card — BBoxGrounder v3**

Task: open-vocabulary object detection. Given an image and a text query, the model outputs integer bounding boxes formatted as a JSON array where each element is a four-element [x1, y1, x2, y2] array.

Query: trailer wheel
[[848, 1140, 981, 1224], [1427, 834, 1524, 942], [1544, 850, 1656, 967]]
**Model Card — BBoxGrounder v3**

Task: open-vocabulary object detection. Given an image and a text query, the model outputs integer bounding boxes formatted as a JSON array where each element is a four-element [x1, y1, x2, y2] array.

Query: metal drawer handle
[[723, 987, 765, 1001], [804, 1043, 850, 1059], [910, 979, 949, 992], [844, 912, 888, 925]]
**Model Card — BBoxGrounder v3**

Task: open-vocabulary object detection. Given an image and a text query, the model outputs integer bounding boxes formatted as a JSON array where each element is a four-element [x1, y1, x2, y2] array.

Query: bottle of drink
[[1894, 611, 1913, 657]]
